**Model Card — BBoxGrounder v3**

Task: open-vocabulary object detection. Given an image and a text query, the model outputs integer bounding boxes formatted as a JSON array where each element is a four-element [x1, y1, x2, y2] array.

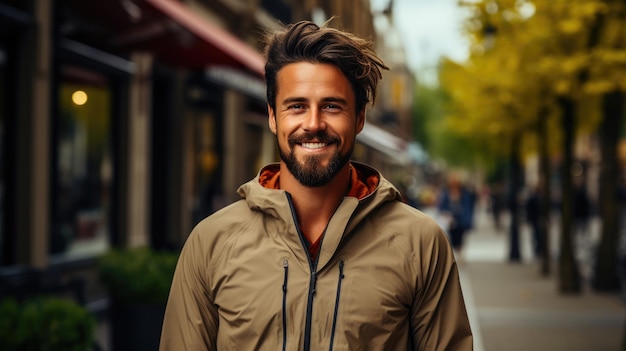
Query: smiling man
[[159, 20, 473, 351], [270, 62, 359, 189]]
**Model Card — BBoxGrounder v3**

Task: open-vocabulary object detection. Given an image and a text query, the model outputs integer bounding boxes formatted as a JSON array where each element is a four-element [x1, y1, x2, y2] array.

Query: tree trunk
[[593, 89, 623, 292], [509, 133, 522, 262], [538, 109, 552, 276], [558, 96, 581, 293]]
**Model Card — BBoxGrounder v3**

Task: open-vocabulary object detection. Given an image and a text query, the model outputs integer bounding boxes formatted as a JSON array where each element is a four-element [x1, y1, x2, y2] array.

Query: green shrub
[[0, 297, 95, 351], [98, 247, 178, 304]]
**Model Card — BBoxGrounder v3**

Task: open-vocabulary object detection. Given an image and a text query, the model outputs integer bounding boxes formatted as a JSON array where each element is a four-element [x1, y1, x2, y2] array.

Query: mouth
[[301, 142, 329, 149], [290, 132, 337, 152]]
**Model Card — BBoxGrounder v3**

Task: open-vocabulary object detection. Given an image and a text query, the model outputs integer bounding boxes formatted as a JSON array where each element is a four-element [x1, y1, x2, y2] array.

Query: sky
[[371, 0, 473, 83]]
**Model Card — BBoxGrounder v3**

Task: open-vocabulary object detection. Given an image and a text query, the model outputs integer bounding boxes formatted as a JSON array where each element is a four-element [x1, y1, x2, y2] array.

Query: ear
[[268, 104, 277, 135], [356, 109, 366, 134]]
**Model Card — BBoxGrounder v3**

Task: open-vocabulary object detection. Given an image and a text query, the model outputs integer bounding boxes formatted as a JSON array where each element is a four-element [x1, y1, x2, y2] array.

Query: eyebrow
[[322, 97, 349, 105], [281, 97, 307, 105], [281, 96, 349, 105]]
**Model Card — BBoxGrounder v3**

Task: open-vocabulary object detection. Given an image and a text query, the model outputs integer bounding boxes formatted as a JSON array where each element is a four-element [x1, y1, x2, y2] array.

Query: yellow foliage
[[558, 19, 583, 35], [579, 1, 610, 17], [439, 0, 626, 159], [554, 80, 571, 95], [594, 49, 626, 65], [583, 80, 617, 95], [561, 56, 587, 74]]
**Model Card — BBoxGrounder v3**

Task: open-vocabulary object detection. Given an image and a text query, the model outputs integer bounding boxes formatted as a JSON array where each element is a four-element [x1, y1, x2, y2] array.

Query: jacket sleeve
[[159, 228, 218, 351], [411, 223, 473, 350]]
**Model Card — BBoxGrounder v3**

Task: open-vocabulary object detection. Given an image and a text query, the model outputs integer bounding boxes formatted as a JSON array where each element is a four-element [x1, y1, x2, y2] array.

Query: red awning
[[141, 0, 265, 76], [65, 0, 265, 77]]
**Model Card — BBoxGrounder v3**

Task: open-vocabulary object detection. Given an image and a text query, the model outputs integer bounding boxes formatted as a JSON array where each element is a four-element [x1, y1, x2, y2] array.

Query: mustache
[[288, 131, 338, 146]]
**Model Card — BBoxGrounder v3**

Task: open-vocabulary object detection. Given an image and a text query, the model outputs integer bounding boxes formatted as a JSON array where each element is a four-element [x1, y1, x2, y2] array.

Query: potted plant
[[98, 247, 178, 351], [0, 296, 95, 351]]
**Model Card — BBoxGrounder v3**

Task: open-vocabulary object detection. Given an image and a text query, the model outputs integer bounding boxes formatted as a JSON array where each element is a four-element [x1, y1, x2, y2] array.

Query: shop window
[[192, 112, 221, 224], [51, 65, 112, 259]]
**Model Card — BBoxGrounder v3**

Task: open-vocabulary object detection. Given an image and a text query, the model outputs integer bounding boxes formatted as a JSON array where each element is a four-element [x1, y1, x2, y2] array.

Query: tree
[[588, 0, 626, 292], [441, 0, 626, 292], [442, 0, 553, 265]]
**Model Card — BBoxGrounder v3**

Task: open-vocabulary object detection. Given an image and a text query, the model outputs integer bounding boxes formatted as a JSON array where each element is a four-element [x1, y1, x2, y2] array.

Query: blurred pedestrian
[[465, 183, 478, 230], [159, 20, 472, 350], [438, 174, 474, 261], [525, 185, 544, 257], [490, 182, 505, 232], [573, 179, 591, 238]]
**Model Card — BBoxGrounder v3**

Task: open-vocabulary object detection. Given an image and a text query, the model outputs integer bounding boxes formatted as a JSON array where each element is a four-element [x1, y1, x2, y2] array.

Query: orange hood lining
[[258, 163, 378, 200]]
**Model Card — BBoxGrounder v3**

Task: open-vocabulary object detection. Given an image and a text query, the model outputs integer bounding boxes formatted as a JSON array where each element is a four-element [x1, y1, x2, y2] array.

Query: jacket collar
[[237, 162, 402, 270], [256, 162, 379, 200]]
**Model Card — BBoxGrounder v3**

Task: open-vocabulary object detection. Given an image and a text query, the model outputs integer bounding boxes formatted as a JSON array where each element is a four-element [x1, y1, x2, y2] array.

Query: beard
[[279, 131, 353, 187]]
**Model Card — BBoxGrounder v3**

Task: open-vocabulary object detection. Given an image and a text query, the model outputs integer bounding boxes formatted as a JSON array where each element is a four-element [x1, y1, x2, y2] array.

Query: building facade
[[0, 0, 416, 331]]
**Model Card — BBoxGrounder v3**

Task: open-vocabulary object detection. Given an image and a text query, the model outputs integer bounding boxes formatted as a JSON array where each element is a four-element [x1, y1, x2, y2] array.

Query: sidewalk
[[457, 206, 626, 351]]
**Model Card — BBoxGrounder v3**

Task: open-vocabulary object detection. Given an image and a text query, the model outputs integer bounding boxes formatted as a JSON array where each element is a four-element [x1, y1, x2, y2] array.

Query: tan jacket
[[159, 163, 473, 350]]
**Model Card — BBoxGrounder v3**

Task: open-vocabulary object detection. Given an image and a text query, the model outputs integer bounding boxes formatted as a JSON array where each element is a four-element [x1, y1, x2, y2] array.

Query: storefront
[[1, 0, 403, 268], [149, 70, 270, 250], [57, 0, 271, 252], [0, 0, 269, 268]]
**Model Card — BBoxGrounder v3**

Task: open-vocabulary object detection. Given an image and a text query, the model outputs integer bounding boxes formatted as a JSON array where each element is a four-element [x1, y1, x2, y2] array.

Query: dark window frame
[[50, 38, 133, 264]]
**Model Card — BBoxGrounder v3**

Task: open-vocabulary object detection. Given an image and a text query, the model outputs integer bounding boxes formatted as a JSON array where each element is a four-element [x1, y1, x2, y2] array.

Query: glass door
[[51, 64, 113, 259]]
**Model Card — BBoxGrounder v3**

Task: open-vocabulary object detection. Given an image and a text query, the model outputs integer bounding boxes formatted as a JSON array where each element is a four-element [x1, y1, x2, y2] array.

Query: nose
[[303, 108, 326, 132]]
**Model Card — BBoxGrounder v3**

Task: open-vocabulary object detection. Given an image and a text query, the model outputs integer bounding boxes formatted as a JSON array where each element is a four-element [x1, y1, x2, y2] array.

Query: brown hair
[[262, 20, 389, 114]]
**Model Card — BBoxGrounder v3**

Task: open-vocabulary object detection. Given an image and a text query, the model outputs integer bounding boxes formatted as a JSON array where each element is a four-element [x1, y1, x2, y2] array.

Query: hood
[[236, 162, 402, 235]]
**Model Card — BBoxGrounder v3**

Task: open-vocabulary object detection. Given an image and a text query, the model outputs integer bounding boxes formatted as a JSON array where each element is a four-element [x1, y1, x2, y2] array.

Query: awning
[[142, 0, 264, 75], [63, 0, 265, 76], [205, 66, 266, 102], [357, 124, 410, 165]]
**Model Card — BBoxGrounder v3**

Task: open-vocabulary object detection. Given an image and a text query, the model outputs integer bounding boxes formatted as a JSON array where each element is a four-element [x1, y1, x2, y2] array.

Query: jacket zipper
[[282, 259, 289, 351], [328, 260, 345, 351], [285, 193, 319, 351], [304, 270, 317, 351]]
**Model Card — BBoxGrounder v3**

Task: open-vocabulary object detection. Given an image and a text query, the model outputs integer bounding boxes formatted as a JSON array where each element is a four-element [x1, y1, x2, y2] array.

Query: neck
[[280, 163, 351, 243]]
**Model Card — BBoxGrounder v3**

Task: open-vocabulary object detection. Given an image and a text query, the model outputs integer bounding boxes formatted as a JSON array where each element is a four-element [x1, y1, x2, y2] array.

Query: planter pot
[[110, 302, 166, 351]]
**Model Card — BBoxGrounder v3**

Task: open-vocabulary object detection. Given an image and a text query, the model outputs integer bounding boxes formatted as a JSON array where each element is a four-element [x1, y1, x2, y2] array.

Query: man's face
[[268, 62, 365, 187]]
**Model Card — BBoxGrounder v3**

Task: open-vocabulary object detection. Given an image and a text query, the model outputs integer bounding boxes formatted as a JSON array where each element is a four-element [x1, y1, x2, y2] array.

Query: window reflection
[[52, 65, 111, 259], [192, 112, 221, 225]]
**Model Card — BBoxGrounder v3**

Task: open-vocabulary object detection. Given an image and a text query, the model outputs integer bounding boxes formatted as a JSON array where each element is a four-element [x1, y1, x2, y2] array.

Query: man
[[159, 20, 473, 350]]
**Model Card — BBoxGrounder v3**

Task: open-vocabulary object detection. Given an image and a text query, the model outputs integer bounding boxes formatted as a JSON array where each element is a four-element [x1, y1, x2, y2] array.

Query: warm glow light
[[72, 90, 88, 105]]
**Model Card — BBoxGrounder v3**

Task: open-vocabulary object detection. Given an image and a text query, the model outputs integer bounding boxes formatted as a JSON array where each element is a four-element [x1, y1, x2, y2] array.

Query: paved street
[[448, 205, 626, 351]]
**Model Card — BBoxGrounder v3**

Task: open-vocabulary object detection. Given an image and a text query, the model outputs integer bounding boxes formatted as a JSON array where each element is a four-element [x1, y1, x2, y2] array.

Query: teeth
[[301, 142, 327, 149]]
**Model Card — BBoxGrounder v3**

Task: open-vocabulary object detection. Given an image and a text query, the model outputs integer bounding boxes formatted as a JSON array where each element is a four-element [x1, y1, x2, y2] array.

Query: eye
[[288, 104, 305, 111], [324, 104, 342, 111]]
